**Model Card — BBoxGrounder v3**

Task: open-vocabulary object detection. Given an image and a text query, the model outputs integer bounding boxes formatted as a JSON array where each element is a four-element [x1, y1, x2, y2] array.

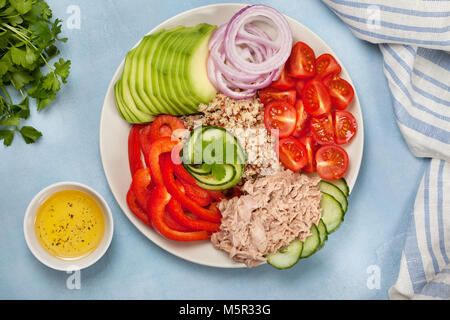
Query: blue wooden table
[[0, 0, 426, 299]]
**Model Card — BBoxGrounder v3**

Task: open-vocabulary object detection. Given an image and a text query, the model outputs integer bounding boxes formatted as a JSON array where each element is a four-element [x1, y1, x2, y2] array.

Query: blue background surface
[[0, 0, 427, 299]]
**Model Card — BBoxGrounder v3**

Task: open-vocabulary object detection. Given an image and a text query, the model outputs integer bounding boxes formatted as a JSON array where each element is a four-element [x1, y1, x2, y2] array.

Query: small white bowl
[[24, 182, 114, 271]]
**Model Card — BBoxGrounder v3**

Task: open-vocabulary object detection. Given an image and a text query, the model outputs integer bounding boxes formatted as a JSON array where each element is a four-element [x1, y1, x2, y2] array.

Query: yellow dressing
[[34, 190, 105, 260]]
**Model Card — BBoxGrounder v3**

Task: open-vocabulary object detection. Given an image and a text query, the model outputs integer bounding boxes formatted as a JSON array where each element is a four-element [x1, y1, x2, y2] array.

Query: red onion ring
[[224, 5, 292, 74], [206, 5, 292, 99]]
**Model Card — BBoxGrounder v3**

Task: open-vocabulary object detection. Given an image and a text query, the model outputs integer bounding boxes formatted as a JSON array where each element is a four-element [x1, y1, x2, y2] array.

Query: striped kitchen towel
[[322, 0, 450, 299]]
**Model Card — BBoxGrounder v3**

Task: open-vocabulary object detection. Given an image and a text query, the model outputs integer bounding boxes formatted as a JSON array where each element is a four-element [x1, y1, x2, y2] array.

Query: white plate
[[99, 3, 364, 268]]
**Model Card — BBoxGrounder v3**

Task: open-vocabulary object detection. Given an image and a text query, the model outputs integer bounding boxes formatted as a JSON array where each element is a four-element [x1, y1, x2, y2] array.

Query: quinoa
[[180, 93, 281, 183]]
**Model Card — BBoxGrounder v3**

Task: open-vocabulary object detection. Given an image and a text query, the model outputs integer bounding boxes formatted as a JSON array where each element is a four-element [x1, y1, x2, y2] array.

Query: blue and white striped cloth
[[322, 0, 450, 299]]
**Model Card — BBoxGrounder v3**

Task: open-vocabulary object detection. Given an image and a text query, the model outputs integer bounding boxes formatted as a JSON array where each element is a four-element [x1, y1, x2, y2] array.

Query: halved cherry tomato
[[259, 88, 296, 106], [315, 145, 349, 180], [302, 79, 332, 116], [275, 137, 308, 172], [334, 110, 358, 145], [126, 187, 151, 226], [298, 136, 317, 173], [271, 67, 296, 89], [292, 99, 310, 138], [264, 100, 297, 138], [287, 42, 316, 79], [310, 113, 335, 145], [327, 78, 354, 110], [315, 54, 341, 81], [149, 115, 185, 143], [131, 168, 151, 210], [128, 125, 144, 176], [148, 137, 180, 186], [147, 184, 210, 241], [294, 79, 307, 97]]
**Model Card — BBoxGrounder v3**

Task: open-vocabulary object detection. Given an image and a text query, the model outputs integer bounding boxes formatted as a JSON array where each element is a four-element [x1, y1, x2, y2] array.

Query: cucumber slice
[[329, 178, 349, 197], [320, 193, 344, 234], [319, 180, 348, 213], [190, 164, 244, 191], [267, 239, 303, 270], [300, 224, 320, 258], [184, 164, 211, 176], [317, 219, 328, 249]]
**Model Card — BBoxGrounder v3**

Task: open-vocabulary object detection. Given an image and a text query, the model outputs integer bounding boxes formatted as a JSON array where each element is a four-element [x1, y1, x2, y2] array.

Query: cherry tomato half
[[294, 79, 307, 98], [275, 137, 308, 172], [310, 113, 335, 145], [264, 100, 297, 138], [302, 79, 332, 116], [327, 78, 354, 110], [334, 110, 358, 145], [292, 99, 310, 138], [287, 42, 316, 79], [315, 54, 341, 81], [271, 67, 296, 89], [298, 136, 317, 173], [259, 88, 296, 106], [315, 145, 349, 180]]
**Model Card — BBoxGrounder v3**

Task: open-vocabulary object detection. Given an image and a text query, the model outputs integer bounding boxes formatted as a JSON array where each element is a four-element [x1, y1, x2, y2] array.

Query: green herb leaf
[[0, 0, 70, 146], [19, 125, 42, 144], [0, 129, 15, 146]]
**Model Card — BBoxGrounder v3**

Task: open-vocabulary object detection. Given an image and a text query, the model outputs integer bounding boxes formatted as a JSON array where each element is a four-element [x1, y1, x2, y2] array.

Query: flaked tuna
[[211, 170, 322, 267]]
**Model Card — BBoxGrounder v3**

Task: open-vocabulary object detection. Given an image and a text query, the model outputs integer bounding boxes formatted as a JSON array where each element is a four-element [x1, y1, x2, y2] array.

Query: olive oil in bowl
[[34, 190, 105, 260]]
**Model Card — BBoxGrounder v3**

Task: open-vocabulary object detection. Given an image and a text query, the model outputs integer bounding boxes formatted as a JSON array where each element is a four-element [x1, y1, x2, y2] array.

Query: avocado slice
[[115, 79, 139, 123], [117, 76, 154, 123], [121, 48, 151, 116], [134, 30, 166, 115], [114, 79, 132, 122], [155, 26, 194, 115], [184, 24, 217, 104], [168, 25, 211, 113], [149, 26, 185, 115], [159, 28, 199, 113]]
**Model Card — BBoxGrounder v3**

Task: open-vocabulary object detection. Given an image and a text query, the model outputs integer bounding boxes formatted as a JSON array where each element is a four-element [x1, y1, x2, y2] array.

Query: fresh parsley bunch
[[0, 0, 70, 146]]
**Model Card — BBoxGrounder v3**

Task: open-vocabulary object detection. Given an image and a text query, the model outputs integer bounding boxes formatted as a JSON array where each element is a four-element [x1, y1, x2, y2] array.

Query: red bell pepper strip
[[131, 168, 152, 210], [128, 125, 144, 176], [147, 184, 210, 242], [163, 208, 192, 232], [148, 115, 186, 143], [160, 154, 222, 223], [126, 187, 151, 226], [179, 179, 213, 207], [167, 198, 220, 232], [171, 150, 226, 201], [139, 124, 152, 168], [148, 137, 180, 186]]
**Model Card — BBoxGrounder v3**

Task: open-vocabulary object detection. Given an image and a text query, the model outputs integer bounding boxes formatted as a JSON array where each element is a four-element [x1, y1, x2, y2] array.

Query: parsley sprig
[[0, 0, 70, 146]]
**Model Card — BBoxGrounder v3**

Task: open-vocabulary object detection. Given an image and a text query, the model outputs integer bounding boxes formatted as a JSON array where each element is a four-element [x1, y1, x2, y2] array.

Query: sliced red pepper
[[128, 125, 144, 176], [148, 115, 186, 143], [164, 208, 192, 232], [179, 179, 213, 207], [131, 168, 151, 210], [147, 185, 210, 242], [160, 154, 222, 223], [126, 187, 151, 226], [167, 199, 220, 232], [139, 124, 152, 168], [148, 137, 180, 186]]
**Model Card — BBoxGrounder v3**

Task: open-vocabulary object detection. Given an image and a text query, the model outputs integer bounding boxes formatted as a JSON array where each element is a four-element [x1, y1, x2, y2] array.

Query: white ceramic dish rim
[[99, 3, 364, 268], [23, 181, 114, 271]]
